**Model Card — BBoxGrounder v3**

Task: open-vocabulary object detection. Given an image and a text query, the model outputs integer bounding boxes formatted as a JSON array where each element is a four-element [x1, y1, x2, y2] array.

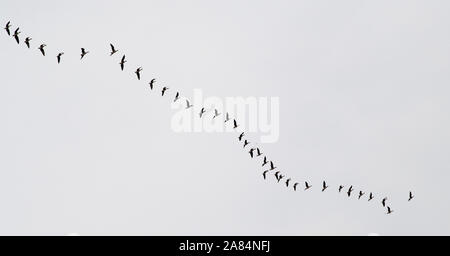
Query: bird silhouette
[[185, 100, 193, 109], [4, 21, 11, 36], [38, 44, 46, 56], [262, 170, 269, 180], [274, 171, 280, 180], [304, 181, 312, 190], [57, 52, 64, 64], [368, 192, 374, 201], [135, 67, 143, 80], [243, 140, 249, 148], [382, 197, 387, 207], [224, 113, 230, 122], [262, 156, 268, 167], [285, 178, 291, 187], [338, 185, 344, 193], [293, 182, 299, 191], [120, 55, 126, 71], [386, 206, 393, 214], [24, 37, 31, 48], [322, 181, 328, 192], [358, 191, 365, 200], [347, 186, 353, 197], [80, 48, 89, 59], [149, 78, 155, 90], [161, 87, 169, 96], [249, 148, 255, 158], [269, 161, 276, 171], [174, 92, 180, 102], [238, 132, 244, 141], [109, 43, 118, 56], [213, 109, 220, 119], [277, 174, 285, 183], [199, 107, 206, 118], [256, 148, 262, 157], [233, 119, 238, 129], [13, 27, 20, 44], [408, 191, 414, 201]]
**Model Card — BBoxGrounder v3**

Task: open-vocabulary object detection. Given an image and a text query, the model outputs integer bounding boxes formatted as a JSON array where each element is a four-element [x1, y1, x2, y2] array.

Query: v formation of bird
[[3, 20, 415, 215]]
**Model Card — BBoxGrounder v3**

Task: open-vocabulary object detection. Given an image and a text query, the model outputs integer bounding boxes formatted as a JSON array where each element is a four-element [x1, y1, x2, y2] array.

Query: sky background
[[1, 0, 449, 235]]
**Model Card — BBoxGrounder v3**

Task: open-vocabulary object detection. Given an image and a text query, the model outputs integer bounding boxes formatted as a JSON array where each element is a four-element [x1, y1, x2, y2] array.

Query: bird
[[80, 48, 89, 59], [347, 186, 353, 197], [408, 191, 414, 201], [338, 185, 344, 193], [304, 181, 312, 190], [13, 27, 20, 44], [238, 132, 244, 141], [358, 191, 365, 200], [262, 170, 269, 180], [269, 161, 276, 171], [4, 21, 11, 36], [174, 92, 180, 102], [322, 181, 328, 192], [119, 55, 126, 70], [135, 67, 143, 80], [386, 206, 393, 214], [38, 44, 46, 56], [109, 43, 118, 56], [277, 174, 285, 183], [243, 140, 249, 148], [57, 52, 64, 64], [224, 113, 230, 122], [368, 192, 374, 201], [185, 100, 193, 109], [24, 37, 31, 48], [262, 156, 268, 167], [293, 182, 299, 191], [249, 148, 255, 158], [199, 108, 206, 118], [233, 119, 238, 129], [213, 109, 220, 119], [256, 148, 262, 157], [285, 178, 291, 187], [382, 197, 388, 207], [162, 87, 169, 96], [149, 78, 156, 90], [274, 171, 280, 180]]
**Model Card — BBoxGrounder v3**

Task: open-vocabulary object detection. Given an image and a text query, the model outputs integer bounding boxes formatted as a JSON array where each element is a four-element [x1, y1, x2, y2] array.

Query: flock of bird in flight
[[4, 21, 415, 215]]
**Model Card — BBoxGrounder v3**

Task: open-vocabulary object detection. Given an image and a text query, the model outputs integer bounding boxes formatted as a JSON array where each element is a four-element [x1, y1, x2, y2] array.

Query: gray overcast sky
[[1, 0, 449, 235]]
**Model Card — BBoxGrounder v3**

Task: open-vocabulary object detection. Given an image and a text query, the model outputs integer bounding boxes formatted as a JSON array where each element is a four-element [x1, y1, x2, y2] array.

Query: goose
[[161, 87, 169, 96], [4, 21, 11, 36], [358, 191, 365, 200], [119, 55, 126, 70], [293, 182, 299, 191], [408, 191, 414, 201], [269, 161, 276, 171], [233, 119, 238, 129], [322, 181, 328, 192], [224, 113, 230, 122], [382, 197, 388, 207], [185, 100, 193, 109], [109, 43, 118, 55], [262, 156, 268, 167], [24, 37, 31, 48], [38, 44, 46, 56], [386, 206, 393, 214], [304, 181, 312, 190], [57, 52, 64, 64], [238, 132, 244, 141], [199, 107, 206, 118], [249, 148, 255, 158], [243, 140, 249, 148], [256, 148, 262, 157], [368, 192, 374, 201], [338, 185, 344, 193], [135, 67, 143, 80], [347, 186, 353, 197], [149, 78, 155, 89], [13, 27, 20, 44], [174, 92, 180, 102], [277, 174, 285, 183], [285, 178, 291, 187], [262, 170, 269, 180], [80, 48, 89, 59], [213, 109, 220, 119]]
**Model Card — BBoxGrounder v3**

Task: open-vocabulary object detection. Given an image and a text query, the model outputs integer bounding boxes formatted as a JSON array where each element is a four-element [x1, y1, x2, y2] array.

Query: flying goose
[[382, 197, 388, 207], [120, 55, 126, 70], [322, 181, 328, 192], [285, 178, 291, 187], [38, 44, 46, 56], [80, 48, 89, 59], [338, 185, 344, 193], [243, 140, 249, 148], [13, 27, 20, 44], [4, 21, 11, 36], [213, 109, 220, 119], [249, 148, 255, 158], [262, 170, 269, 180], [149, 78, 155, 90], [304, 181, 312, 190], [161, 87, 169, 96], [24, 37, 31, 48], [293, 182, 299, 191], [277, 174, 285, 183], [238, 132, 244, 141], [256, 148, 262, 157], [199, 107, 206, 118], [174, 92, 180, 102], [57, 52, 64, 64], [358, 191, 365, 200], [109, 43, 118, 56], [135, 67, 143, 80], [408, 191, 414, 201], [262, 156, 268, 167], [368, 192, 374, 201], [233, 119, 238, 129], [224, 113, 230, 122], [347, 185, 353, 197], [386, 206, 393, 214], [185, 100, 193, 109], [269, 161, 276, 171]]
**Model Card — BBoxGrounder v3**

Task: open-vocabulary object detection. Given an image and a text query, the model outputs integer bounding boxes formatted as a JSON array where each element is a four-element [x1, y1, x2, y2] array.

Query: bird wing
[[121, 55, 126, 62]]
